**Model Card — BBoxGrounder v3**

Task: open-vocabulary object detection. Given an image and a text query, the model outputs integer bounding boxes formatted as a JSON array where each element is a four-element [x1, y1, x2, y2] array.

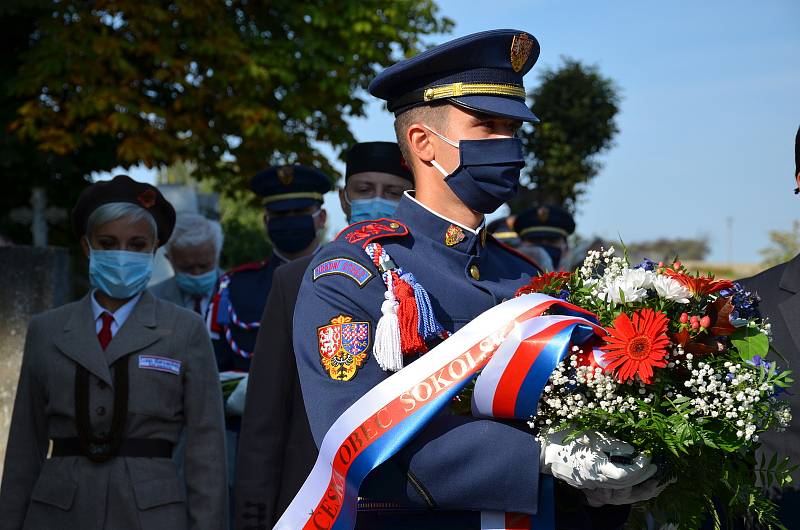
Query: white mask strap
[[430, 159, 450, 178], [423, 125, 459, 148]]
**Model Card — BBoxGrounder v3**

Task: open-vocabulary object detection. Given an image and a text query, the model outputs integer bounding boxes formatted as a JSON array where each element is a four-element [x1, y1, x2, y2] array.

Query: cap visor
[[452, 96, 539, 122]]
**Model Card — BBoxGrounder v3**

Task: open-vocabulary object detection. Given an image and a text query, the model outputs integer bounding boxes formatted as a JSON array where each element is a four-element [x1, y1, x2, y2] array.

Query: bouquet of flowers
[[514, 248, 794, 528]]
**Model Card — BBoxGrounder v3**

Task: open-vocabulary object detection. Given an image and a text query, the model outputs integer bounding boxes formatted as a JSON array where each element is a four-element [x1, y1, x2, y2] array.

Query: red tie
[[98, 312, 114, 350], [193, 296, 203, 315]]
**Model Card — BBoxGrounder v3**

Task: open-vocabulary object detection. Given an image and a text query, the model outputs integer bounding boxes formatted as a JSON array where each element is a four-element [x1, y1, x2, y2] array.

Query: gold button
[[469, 264, 480, 280], [389, 222, 399, 229]]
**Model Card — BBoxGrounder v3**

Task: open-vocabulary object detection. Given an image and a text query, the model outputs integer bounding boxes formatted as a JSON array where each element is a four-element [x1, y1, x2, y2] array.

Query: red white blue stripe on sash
[[275, 294, 602, 530]]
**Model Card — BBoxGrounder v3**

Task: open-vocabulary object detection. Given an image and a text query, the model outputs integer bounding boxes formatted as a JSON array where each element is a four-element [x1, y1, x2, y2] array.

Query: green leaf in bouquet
[[731, 327, 769, 361]]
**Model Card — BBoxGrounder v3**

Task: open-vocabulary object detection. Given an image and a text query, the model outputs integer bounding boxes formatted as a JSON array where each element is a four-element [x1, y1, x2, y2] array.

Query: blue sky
[[109, 0, 799, 263]]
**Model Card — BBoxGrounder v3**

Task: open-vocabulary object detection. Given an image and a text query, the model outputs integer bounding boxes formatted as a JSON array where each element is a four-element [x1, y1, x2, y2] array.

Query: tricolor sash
[[276, 294, 602, 530]]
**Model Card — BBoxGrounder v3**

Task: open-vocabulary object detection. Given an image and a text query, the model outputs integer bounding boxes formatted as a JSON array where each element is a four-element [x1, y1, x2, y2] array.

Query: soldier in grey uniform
[[0, 175, 227, 530]]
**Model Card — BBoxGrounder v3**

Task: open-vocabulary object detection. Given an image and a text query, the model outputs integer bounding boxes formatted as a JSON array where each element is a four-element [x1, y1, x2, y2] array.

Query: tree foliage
[[760, 220, 800, 268], [512, 58, 620, 214], [2, 0, 452, 245]]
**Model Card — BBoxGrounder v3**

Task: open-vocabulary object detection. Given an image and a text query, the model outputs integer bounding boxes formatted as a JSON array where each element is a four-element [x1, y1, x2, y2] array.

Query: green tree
[[512, 58, 620, 213], [760, 221, 800, 268], [2, 0, 452, 244]]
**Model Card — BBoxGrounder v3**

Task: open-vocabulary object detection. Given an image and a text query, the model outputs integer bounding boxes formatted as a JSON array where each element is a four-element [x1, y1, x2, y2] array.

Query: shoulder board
[[488, 234, 543, 274], [334, 218, 409, 247], [223, 259, 269, 277]]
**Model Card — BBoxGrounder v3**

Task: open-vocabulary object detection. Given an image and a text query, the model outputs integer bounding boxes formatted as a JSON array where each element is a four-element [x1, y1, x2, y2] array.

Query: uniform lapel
[[777, 254, 800, 361], [53, 293, 113, 385], [104, 290, 163, 366]]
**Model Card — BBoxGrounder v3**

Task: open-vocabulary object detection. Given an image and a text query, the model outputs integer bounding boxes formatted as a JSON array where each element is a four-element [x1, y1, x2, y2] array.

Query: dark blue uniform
[[208, 256, 286, 372], [293, 194, 546, 520]]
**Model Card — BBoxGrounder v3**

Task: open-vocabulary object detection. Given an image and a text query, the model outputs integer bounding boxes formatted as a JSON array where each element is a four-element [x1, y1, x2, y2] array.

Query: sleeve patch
[[313, 258, 374, 287], [317, 315, 370, 381]]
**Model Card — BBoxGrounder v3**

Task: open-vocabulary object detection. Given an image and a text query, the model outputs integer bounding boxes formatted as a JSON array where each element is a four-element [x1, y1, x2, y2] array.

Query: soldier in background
[[206, 164, 332, 518], [515, 204, 575, 271], [234, 141, 413, 529], [150, 212, 223, 315]]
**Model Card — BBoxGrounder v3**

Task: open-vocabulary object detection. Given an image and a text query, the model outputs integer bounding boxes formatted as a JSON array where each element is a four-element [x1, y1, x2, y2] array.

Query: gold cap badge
[[537, 206, 550, 223], [510, 33, 534, 73], [277, 166, 294, 186]]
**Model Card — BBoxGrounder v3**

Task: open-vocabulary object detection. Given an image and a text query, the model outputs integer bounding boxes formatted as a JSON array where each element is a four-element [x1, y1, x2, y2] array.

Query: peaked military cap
[[487, 216, 520, 247], [71, 174, 176, 246], [515, 204, 575, 240], [369, 29, 540, 122], [345, 141, 413, 183], [250, 164, 333, 212]]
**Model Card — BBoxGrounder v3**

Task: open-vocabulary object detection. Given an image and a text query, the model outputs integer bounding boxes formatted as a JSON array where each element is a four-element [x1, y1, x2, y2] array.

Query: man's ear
[[795, 171, 800, 194], [317, 208, 327, 228], [338, 188, 351, 219], [407, 122, 436, 164]]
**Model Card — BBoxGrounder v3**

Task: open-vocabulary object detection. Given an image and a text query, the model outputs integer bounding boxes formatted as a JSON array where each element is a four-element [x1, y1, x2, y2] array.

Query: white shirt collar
[[403, 190, 485, 235], [91, 290, 142, 328]]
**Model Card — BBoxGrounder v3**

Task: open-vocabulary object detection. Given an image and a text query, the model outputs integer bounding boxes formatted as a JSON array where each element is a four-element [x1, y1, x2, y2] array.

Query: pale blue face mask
[[348, 197, 401, 224], [89, 248, 154, 299], [175, 269, 218, 296]]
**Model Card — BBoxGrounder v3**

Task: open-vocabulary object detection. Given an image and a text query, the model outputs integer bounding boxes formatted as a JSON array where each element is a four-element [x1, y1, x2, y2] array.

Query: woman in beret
[[0, 175, 227, 530]]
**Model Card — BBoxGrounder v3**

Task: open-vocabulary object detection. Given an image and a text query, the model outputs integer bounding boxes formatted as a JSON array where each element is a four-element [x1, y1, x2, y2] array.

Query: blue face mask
[[88, 248, 154, 299], [175, 269, 218, 296], [427, 126, 525, 214], [267, 211, 321, 254], [348, 197, 401, 224]]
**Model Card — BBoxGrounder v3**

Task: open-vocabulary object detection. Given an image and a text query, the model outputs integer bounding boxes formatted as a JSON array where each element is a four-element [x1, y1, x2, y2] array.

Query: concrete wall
[[0, 246, 71, 476]]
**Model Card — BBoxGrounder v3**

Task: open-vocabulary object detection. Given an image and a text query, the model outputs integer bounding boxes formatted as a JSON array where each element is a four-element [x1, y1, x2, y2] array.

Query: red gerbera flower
[[515, 272, 572, 297], [603, 308, 670, 384], [663, 270, 733, 297]]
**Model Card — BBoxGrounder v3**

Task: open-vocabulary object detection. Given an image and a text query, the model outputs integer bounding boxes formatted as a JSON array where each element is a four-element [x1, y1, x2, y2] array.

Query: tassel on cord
[[393, 272, 427, 355], [367, 243, 404, 371], [373, 275, 403, 371], [400, 272, 446, 341]]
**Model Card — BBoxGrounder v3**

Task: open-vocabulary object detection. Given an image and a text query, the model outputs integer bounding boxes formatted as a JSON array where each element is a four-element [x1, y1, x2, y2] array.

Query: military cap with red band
[[71, 174, 176, 246]]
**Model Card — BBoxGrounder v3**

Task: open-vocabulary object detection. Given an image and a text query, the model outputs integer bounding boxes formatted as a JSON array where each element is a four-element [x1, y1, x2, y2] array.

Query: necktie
[[193, 296, 203, 314], [98, 312, 114, 350]]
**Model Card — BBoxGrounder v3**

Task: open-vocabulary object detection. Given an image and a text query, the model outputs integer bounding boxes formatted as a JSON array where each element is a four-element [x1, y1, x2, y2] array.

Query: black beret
[[250, 164, 333, 212], [71, 174, 176, 246], [345, 142, 413, 183], [514, 204, 575, 240]]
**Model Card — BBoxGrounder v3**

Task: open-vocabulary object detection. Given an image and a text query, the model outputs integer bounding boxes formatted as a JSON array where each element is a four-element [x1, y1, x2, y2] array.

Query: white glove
[[583, 476, 674, 507], [540, 430, 657, 490], [225, 374, 249, 416]]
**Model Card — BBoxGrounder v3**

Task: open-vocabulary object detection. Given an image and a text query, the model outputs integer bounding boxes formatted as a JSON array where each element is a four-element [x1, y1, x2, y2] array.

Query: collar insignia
[[510, 33, 534, 73], [445, 224, 466, 247]]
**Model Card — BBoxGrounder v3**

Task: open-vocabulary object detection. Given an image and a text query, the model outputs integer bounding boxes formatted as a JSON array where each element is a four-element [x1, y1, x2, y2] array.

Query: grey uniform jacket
[[0, 290, 228, 530], [149, 276, 185, 307]]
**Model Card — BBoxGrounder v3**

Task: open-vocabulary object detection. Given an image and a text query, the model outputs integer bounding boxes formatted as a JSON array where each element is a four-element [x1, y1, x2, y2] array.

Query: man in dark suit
[[233, 142, 413, 529], [739, 125, 800, 527]]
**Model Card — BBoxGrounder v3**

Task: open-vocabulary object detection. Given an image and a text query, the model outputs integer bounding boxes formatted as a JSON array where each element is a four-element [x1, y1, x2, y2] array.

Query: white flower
[[652, 274, 691, 303], [597, 268, 652, 304]]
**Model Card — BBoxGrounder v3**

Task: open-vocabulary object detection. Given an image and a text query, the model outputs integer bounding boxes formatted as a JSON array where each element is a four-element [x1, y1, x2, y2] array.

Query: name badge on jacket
[[138, 355, 182, 375]]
